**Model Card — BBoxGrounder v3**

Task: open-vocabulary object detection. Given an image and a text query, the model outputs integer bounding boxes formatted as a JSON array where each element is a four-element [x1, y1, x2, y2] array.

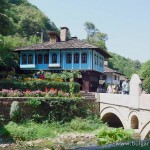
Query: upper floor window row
[[66, 53, 87, 64], [37, 54, 49, 64], [22, 54, 33, 64]]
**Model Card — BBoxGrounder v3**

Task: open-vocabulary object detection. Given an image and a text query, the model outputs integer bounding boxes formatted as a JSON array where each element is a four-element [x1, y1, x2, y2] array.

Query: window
[[44, 54, 49, 64], [66, 53, 72, 64], [97, 55, 98, 65], [95, 54, 96, 65], [99, 58, 102, 66], [114, 75, 117, 80], [74, 53, 79, 63], [52, 53, 57, 63], [22, 54, 27, 64], [82, 53, 87, 63], [38, 54, 42, 64], [28, 54, 33, 64]]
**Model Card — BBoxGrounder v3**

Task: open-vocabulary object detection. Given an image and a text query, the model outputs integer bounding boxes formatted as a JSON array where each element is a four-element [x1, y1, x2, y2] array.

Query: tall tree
[[0, 0, 14, 35], [84, 21, 98, 41], [84, 22, 108, 51], [88, 32, 108, 51]]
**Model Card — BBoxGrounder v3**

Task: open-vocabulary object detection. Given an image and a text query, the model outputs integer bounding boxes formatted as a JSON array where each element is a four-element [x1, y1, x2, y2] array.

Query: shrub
[[10, 101, 21, 122], [96, 127, 134, 145], [46, 97, 83, 122], [26, 98, 41, 108], [0, 80, 80, 93]]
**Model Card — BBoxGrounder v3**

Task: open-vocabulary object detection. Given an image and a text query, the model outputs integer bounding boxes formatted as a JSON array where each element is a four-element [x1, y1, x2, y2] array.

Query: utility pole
[[37, 31, 43, 43], [41, 31, 43, 43]]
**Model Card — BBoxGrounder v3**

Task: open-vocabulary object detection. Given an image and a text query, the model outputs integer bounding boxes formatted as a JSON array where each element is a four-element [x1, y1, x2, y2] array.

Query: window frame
[[22, 54, 27, 64], [74, 53, 79, 64], [114, 75, 117, 80], [44, 54, 49, 64], [66, 53, 72, 64], [38, 54, 43, 64], [52, 53, 57, 63], [28, 54, 33, 64], [81, 53, 87, 63]]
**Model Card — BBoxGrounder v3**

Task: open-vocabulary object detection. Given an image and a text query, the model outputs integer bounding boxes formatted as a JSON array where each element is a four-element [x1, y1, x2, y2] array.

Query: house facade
[[15, 27, 110, 92], [100, 63, 125, 87]]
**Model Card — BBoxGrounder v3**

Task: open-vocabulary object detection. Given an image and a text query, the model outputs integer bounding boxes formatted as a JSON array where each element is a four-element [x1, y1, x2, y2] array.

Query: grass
[[0, 116, 136, 150], [0, 117, 106, 141]]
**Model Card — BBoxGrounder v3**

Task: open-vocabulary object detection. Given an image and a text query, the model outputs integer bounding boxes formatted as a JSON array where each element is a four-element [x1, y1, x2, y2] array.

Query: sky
[[28, 0, 150, 63]]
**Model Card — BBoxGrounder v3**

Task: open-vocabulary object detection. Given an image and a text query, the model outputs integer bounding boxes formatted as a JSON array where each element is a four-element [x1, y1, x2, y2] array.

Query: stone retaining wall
[[0, 97, 49, 120], [0, 97, 100, 120]]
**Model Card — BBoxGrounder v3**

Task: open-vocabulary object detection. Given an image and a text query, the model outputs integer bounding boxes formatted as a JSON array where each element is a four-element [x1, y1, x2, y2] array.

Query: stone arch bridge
[[95, 74, 150, 140]]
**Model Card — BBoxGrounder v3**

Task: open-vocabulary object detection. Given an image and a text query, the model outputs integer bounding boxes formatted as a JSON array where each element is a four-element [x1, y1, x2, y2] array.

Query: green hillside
[[0, 0, 58, 39], [108, 52, 141, 78], [0, 0, 142, 78]]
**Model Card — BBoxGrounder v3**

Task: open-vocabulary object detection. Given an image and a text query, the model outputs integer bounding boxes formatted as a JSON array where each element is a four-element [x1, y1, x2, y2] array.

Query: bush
[[10, 101, 21, 122], [0, 80, 80, 93], [96, 127, 134, 145], [45, 97, 84, 122], [68, 117, 104, 131]]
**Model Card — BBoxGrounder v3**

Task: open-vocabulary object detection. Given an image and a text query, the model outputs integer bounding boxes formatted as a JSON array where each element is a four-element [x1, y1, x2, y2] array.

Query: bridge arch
[[140, 121, 150, 140], [128, 111, 139, 129], [100, 107, 126, 128]]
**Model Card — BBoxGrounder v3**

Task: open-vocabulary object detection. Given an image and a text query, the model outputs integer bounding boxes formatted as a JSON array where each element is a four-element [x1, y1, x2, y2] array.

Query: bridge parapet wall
[[139, 94, 150, 110], [95, 74, 150, 139]]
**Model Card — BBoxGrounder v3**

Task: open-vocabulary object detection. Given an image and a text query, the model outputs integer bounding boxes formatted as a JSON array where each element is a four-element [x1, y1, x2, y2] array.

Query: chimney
[[60, 27, 69, 41], [104, 60, 108, 66], [48, 31, 60, 44]]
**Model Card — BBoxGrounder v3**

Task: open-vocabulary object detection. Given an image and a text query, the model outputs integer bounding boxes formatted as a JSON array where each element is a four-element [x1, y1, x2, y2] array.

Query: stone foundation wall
[[0, 97, 100, 120], [0, 98, 49, 120]]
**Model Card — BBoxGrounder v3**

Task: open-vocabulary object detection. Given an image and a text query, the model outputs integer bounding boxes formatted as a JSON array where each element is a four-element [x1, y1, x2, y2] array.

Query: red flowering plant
[[23, 90, 45, 97], [0, 89, 23, 97], [57, 90, 69, 97], [44, 88, 58, 97]]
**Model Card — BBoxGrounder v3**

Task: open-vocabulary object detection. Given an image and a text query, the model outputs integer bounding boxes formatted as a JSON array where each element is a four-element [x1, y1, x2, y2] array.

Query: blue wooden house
[[15, 27, 111, 92]]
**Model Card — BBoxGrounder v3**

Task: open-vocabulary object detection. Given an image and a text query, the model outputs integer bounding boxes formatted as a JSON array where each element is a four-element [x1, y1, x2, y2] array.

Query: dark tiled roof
[[104, 66, 124, 75], [15, 39, 111, 58]]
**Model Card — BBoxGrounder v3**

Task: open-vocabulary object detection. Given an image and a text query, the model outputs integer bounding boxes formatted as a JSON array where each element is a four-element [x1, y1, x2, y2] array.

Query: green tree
[[108, 52, 141, 78], [84, 22, 108, 51], [8, 0, 28, 5], [84, 21, 98, 40], [88, 32, 108, 51], [139, 60, 150, 93], [0, 35, 40, 71], [0, 0, 15, 35], [133, 60, 141, 70], [140, 60, 150, 79]]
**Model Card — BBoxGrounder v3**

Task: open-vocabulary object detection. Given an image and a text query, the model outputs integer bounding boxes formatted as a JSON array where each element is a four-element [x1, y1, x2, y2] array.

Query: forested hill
[[0, 0, 58, 39], [108, 52, 141, 78], [0, 0, 142, 78]]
